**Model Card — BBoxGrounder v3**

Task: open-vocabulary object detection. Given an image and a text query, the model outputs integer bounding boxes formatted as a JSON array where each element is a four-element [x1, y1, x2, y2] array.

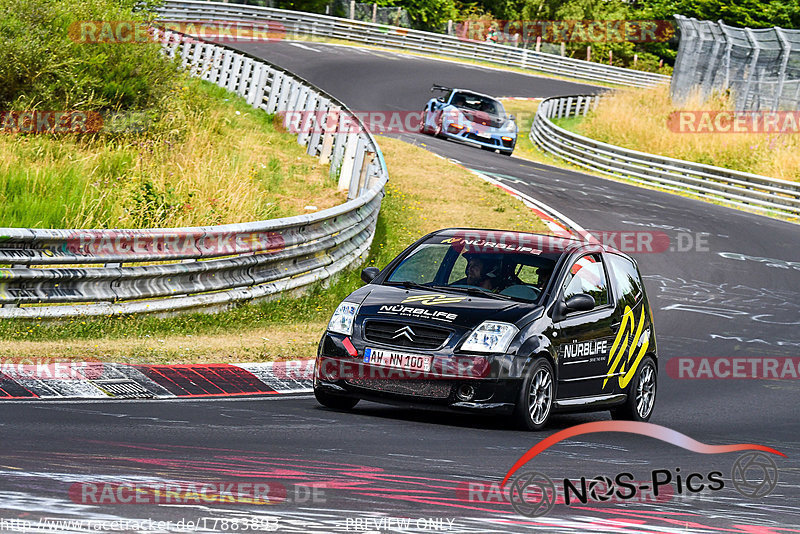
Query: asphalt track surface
[[2, 42, 799, 533]]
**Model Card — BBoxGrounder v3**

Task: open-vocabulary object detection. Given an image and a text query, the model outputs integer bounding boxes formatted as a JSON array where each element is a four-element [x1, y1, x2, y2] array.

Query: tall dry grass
[[0, 79, 344, 229], [577, 85, 800, 182]]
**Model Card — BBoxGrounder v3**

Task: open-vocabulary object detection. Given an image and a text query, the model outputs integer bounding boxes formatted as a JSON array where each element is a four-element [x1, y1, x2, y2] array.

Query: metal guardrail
[[531, 95, 800, 218], [0, 29, 388, 318], [156, 0, 670, 88]]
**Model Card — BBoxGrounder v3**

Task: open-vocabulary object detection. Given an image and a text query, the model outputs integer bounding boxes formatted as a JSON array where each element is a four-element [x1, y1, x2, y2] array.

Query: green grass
[[0, 78, 344, 229]]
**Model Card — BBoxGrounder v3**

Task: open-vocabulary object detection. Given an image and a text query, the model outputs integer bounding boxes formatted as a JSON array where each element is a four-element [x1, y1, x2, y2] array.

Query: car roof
[[429, 228, 633, 260], [448, 89, 500, 102]]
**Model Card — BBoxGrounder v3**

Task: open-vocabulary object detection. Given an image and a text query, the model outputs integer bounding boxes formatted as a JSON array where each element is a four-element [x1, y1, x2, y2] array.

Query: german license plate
[[364, 348, 432, 372]]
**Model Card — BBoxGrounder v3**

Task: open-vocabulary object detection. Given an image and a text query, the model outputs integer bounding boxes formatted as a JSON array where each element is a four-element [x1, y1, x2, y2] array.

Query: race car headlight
[[461, 321, 519, 353], [503, 120, 517, 132], [327, 302, 359, 336]]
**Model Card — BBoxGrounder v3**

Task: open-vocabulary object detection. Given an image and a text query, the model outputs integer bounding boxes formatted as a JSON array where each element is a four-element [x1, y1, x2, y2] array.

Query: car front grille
[[465, 133, 498, 145], [346, 378, 453, 398], [363, 320, 451, 350]]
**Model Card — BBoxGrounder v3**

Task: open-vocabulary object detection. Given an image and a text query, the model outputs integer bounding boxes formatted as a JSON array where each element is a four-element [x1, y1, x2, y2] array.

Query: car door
[[552, 253, 617, 399], [605, 253, 652, 396]]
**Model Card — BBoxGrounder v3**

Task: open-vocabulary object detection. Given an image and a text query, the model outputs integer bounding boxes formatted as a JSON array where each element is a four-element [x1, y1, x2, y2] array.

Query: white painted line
[[288, 42, 321, 52]]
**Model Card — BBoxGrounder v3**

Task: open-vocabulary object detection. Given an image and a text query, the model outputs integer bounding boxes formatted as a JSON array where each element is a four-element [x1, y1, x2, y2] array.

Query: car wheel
[[314, 387, 359, 411], [611, 356, 657, 422], [434, 116, 445, 138], [500, 150, 513, 156], [513, 358, 554, 431], [420, 109, 432, 134]]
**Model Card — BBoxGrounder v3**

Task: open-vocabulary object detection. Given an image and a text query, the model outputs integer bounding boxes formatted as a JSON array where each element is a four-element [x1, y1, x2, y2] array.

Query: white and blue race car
[[420, 85, 517, 156]]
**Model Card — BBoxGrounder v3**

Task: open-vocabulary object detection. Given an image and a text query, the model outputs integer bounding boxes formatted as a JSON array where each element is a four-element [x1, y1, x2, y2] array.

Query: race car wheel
[[433, 116, 444, 138], [611, 356, 657, 422], [513, 358, 554, 431], [314, 387, 360, 411], [500, 150, 513, 156], [420, 109, 433, 134]]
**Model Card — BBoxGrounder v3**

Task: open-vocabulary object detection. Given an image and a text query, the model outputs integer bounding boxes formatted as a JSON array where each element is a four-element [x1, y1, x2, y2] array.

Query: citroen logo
[[392, 326, 415, 341]]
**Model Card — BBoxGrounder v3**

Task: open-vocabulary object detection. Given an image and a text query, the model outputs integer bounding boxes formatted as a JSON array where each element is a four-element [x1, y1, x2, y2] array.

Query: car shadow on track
[[313, 401, 610, 433]]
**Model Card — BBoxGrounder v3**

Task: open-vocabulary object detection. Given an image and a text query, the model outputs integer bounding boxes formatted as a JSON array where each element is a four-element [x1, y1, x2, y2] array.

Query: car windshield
[[450, 92, 505, 116], [384, 234, 563, 304]]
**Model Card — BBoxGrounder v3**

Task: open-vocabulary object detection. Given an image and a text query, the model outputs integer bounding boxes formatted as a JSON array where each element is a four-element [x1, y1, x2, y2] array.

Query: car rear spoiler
[[431, 84, 453, 93]]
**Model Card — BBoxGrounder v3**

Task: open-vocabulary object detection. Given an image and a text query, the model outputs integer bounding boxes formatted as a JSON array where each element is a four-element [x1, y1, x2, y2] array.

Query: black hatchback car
[[314, 228, 658, 430]]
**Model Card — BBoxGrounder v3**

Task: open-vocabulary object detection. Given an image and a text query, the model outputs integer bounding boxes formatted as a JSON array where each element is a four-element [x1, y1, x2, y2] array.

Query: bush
[[0, 0, 179, 113]]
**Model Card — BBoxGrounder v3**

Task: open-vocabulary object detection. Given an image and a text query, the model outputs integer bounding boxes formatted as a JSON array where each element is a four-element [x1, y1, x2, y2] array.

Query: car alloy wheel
[[528, 366, 553, 425], [635, 363, 656, 419], [514, 359, 554, 430], [611, 355, 657, 422]]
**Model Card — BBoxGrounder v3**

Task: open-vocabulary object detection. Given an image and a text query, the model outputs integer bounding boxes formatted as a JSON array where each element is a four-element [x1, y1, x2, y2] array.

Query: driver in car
[[452, 254, 499, 291]]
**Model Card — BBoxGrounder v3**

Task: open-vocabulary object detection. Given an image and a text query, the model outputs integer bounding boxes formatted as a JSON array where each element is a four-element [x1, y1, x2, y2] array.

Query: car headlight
[[503, 120, 517, 132], [461, 321, 519, 353], [328, 302, 360, 335]]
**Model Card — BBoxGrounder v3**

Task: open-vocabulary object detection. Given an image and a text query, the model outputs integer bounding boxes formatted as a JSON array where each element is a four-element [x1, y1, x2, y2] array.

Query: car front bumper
[[314, 349, 520, 414], [441, 124, 516, 152]]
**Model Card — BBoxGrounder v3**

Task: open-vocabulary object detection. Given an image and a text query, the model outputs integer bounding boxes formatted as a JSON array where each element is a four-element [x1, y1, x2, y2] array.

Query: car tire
[[420, 109, 433, 134], [513, 358, 555, 431], [611, 356, 657, 422], [500, 150, 513, 156], [314, 387, 360, 411]]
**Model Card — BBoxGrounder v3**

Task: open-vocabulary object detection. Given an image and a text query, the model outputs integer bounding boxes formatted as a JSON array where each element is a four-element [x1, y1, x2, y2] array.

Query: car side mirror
[[554, 293, 595, 321], [437, 97, 445, 103], [508, 114, 516, 121], [565, 293, 595, 312], [361, 267, 379, 284]]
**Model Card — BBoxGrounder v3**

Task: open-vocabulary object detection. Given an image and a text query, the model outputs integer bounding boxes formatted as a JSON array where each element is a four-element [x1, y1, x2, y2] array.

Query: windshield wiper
[[388, 281, 433, 291], [430, 285, 513, 301]]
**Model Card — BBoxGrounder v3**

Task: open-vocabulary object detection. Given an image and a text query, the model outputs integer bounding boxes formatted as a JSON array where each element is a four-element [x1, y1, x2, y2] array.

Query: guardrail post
[[284, 85, 307, 131], [338, 134, 359, 190], [238, 58, 253, 97], [219, 50, 233, 88], [265, 71, 283, 114], [227, 54, 243, 93], [190, 41, 203, 75], [319, 106, 339, 164], [307, 99, 328, 156], [246, 63, 267, 106], [349, 136, 368, 199], [180, 42, 193, 69], [358, 149, 376, 196], [207, 46, 223, 84], [297, 92, 318, 146], [330, 112, 349, 176]]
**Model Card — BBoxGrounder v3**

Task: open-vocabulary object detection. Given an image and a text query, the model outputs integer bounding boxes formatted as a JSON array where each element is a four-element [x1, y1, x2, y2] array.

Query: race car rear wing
[[431, 84, 453, 93]]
